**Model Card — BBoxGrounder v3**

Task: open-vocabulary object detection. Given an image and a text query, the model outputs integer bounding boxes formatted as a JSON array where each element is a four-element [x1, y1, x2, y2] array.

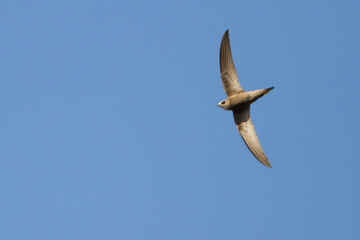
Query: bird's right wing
[[220, 30, 244, 97], [233, 107, 272, 168]]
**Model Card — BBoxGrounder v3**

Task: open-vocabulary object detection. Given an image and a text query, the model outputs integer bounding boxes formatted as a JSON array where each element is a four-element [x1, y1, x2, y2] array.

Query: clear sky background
[[1, 0, 359, 239]]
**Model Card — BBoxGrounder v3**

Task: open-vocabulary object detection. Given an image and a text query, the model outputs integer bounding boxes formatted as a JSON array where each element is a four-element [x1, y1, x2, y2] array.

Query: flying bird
[[217, 30, 274, 168]]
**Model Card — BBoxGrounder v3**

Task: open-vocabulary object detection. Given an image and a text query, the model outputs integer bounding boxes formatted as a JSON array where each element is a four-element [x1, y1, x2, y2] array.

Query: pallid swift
[[217, 30, 274, 168]]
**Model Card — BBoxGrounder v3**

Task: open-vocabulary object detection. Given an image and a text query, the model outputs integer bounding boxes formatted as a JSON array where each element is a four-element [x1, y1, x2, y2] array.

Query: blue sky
[[1, 0, 359, 239]]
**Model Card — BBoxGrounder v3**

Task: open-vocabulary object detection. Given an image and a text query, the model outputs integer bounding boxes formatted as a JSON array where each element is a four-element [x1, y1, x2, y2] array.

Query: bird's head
[[217, 99, 231, 110]]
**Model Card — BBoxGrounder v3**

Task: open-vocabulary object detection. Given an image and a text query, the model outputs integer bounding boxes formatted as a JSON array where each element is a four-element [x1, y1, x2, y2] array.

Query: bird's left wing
[[233, 107, 272, 168], [220, 30, 244, 97]]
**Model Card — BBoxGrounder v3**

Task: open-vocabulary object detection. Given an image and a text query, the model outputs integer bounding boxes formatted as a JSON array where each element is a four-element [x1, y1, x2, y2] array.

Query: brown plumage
[[217, 30, 274, 168]]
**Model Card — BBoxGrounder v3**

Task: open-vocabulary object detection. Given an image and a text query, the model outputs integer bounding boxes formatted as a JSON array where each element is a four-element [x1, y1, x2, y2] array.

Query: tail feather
[[248, 87, 274, 103]]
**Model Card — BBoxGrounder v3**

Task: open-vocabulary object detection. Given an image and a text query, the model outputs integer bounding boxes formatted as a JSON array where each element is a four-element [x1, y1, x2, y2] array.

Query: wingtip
[[261, 160, 272, 168], [263, 162, 273, 168]]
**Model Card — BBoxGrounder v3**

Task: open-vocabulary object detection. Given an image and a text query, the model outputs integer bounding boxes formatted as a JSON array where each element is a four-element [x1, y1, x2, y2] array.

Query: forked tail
[[248, 87, 274, 103]]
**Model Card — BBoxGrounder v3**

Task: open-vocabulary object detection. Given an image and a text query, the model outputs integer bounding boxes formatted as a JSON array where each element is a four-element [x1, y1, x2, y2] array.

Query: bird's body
[[218, 30, 274, 168], [220, 88, 274, 111]]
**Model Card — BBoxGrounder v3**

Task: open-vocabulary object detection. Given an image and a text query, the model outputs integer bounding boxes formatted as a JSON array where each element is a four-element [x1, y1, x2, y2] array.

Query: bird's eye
[[221, 101, 226, 104]]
